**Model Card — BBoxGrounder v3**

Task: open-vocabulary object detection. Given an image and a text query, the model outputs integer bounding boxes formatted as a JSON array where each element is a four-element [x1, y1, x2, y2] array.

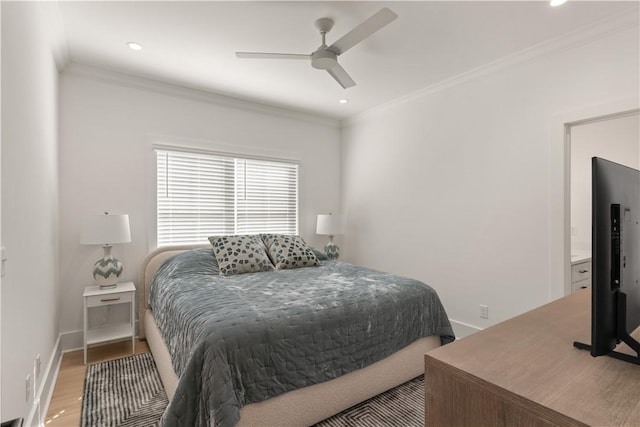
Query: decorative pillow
[[208, 235, 274, 276], [261, 234, 319, 270]]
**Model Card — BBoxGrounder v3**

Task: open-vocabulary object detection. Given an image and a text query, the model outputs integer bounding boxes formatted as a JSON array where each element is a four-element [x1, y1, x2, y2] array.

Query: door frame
[[548, 96, 639, 300]]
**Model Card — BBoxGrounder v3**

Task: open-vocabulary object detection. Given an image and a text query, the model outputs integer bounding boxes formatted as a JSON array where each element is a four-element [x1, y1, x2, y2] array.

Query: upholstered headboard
[[137, 243, 210, 339]]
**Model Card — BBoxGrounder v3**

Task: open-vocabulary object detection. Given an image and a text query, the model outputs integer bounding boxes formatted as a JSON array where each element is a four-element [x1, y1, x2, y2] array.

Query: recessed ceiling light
[[127, 42, 143, 51], [339, 99, 349, 104], [550, 0, 567, 6]]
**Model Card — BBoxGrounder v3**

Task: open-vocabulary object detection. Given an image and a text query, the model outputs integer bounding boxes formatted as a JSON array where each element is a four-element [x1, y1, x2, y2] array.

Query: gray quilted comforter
[[150, 248, 454, 427]]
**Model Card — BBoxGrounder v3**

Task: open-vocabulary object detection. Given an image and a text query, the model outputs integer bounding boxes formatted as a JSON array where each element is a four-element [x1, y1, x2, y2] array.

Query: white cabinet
[[83, 281, 136, 364], [571, 259, 591, 293]]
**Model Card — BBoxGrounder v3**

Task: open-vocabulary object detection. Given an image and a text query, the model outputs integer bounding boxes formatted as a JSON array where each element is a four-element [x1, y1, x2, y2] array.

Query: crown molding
[[62, 63, 341, 129], [342, 7, 639, 128]]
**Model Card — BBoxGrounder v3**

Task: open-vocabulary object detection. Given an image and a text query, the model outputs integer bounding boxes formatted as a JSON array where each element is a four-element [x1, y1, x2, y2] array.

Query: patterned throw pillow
[[208, 235, 274, 276], [261, 234, 319, 270]]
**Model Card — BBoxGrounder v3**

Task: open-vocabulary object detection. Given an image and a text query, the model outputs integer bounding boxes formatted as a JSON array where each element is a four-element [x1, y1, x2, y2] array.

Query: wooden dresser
[[424, 290, 640, 426]]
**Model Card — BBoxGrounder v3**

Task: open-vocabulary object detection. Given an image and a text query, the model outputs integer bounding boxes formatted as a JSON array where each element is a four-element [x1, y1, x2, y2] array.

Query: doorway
[[566, 110, 640, 295]]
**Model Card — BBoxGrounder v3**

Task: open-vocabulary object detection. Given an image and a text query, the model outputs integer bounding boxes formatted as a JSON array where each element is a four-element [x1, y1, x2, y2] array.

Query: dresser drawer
[[86, 291, 133, 308], [571, 261, 591, 283]]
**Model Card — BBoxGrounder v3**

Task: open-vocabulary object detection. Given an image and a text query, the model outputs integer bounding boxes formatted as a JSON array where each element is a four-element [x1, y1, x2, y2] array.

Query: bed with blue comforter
[[147, 247, 454, 427]]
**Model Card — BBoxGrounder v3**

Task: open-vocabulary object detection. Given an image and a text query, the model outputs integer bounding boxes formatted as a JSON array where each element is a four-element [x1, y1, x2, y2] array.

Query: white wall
[[570, 113, 639, 254], [1, 2, 60, 422], [58, 66, 341, 341], [0, 2, 3, 419], [341, 23, 639, 335]]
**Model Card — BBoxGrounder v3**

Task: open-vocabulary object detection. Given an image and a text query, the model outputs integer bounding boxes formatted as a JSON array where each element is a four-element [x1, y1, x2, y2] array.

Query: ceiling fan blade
[[327, 8, 397, 55], [236, 52, 310, 60], [327, 63, 356, 89]]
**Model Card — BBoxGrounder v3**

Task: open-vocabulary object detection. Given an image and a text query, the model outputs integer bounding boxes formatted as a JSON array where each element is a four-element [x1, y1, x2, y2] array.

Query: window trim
[[153, 144, 301, 167]]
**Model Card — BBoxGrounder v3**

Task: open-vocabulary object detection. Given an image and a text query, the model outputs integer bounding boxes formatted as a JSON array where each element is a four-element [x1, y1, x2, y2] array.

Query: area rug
[[81, 352, 424, 427], [81, 353, 167, 427], [313, 376, 424, 426]]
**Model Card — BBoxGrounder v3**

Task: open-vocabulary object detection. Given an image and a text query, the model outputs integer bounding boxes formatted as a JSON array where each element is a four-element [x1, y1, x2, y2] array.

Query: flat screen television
[[573, 157, 640, 365]]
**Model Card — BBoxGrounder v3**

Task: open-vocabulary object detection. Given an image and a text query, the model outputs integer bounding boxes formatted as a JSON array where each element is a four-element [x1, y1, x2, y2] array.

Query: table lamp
[[81, 212, 131, 288], [316, 213, 344, 260]]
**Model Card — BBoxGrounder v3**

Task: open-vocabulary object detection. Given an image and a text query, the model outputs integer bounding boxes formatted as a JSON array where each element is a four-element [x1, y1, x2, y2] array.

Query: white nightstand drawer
[[86, 291, 133, 308]]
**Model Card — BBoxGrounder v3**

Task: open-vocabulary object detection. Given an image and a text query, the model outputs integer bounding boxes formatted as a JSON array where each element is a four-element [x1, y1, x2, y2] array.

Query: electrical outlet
[[35, 354, 41, 379], [480, 305, 489, 319], [25, 374, 31, 402]]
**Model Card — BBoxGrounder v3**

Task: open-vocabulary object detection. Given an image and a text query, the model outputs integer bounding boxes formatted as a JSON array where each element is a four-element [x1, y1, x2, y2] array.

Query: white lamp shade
[[80, 213, 131, 245], [316, 214, 345, 236]]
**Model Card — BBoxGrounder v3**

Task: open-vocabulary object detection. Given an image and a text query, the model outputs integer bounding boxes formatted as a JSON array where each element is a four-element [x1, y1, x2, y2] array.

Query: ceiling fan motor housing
[[311, 48, 337, 70]]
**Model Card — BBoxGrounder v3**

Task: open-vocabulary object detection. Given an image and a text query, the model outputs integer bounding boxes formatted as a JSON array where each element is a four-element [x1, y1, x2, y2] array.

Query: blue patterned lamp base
[[93, 245, 123, 288], [324, 239, 340, 260]]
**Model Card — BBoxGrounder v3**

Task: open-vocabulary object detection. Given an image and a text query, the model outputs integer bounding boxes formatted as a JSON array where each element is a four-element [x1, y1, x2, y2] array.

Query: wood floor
[[45, 339, 149, 427]]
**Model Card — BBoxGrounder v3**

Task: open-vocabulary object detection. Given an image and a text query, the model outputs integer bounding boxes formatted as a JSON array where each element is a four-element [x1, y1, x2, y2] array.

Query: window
[[156, 148, 299, 246]]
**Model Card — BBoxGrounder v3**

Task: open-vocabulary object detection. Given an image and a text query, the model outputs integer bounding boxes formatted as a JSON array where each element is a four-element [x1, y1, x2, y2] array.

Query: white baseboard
[[59, 320, 140, 353], [24, 335, 63, 427], [449, 319, 483, 339], [60, 329, 83, 352]]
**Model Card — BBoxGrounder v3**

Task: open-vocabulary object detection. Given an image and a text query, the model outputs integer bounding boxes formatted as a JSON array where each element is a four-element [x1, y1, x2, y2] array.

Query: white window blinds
[[156, 149, 299, 246]]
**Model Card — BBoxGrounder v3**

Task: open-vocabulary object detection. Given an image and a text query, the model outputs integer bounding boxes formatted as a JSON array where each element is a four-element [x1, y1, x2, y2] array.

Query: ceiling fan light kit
[[236, 8, 397, 89]]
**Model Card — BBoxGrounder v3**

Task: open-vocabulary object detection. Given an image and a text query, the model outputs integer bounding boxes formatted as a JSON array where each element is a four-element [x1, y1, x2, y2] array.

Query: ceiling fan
[[236, 8, 398, 89]]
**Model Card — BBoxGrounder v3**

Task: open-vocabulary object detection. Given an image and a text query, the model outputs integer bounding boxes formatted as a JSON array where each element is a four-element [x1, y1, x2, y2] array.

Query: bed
[[138, 237, 454, 427]]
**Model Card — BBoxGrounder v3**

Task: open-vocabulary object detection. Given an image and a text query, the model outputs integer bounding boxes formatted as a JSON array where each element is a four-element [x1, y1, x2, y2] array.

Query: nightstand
[[83, 281, 136, 364]]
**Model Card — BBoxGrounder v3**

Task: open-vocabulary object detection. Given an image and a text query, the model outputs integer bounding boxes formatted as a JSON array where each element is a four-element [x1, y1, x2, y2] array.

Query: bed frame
[[138, 244, 442, 426]]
